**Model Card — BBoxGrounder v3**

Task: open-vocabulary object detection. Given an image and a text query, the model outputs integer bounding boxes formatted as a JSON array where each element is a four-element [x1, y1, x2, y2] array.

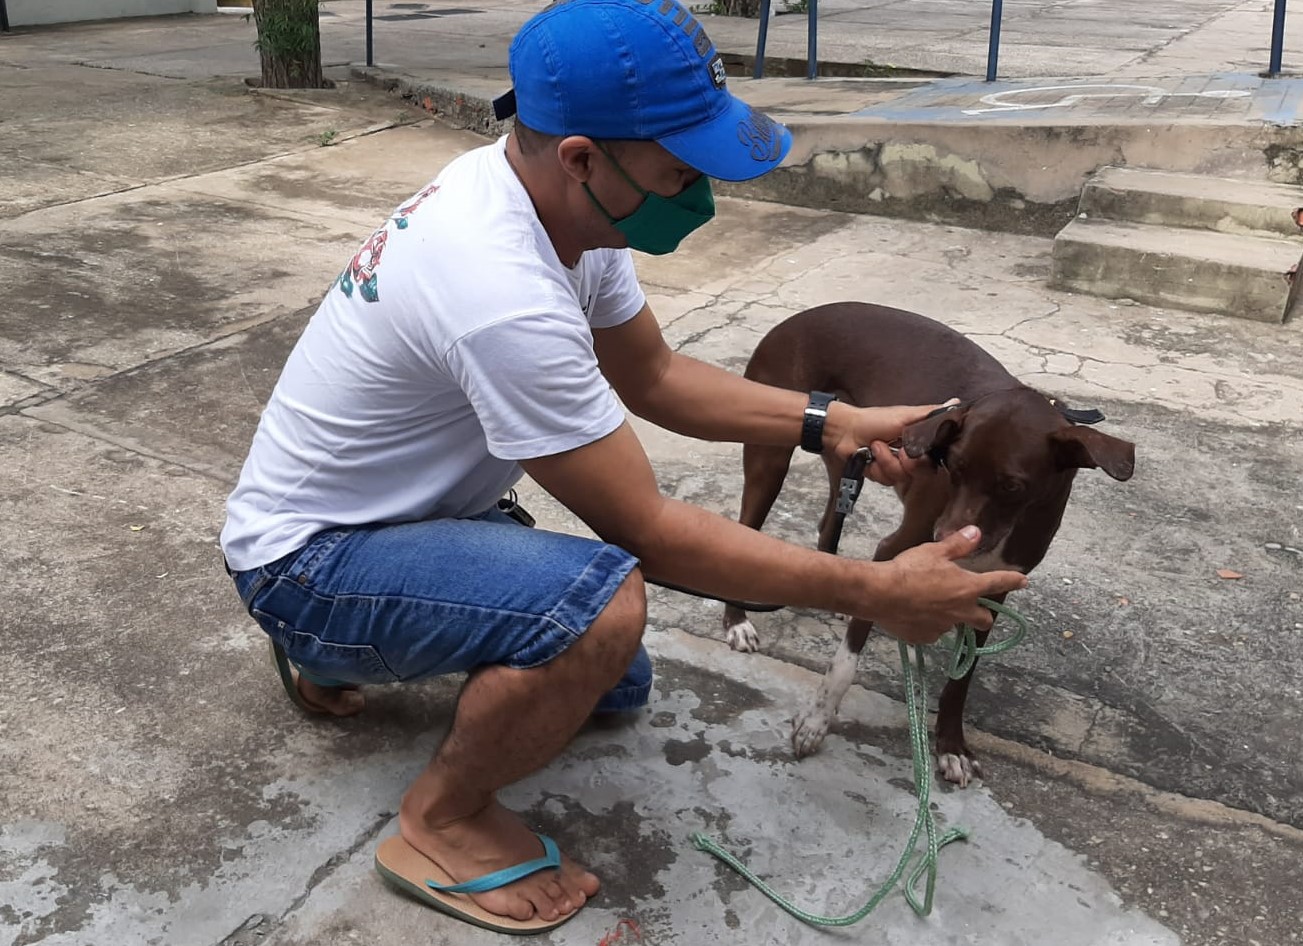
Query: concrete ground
[[2, 10, 1303, 946], [14, 3, 1303, 237]]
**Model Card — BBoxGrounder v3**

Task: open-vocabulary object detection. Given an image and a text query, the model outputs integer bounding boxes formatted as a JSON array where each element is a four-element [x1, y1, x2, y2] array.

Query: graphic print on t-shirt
[[335, 182, 441, 303]]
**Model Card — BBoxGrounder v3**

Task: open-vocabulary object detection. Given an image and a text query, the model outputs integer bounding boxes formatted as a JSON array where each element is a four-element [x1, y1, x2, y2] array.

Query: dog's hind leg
[[723, 443, 795, 653]]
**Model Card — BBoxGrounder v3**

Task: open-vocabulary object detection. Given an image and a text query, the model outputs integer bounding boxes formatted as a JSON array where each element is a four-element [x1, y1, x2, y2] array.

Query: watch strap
[[801, 391, 837, 454]]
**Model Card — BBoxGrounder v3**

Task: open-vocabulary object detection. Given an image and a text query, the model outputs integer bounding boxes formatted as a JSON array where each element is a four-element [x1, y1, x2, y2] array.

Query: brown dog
[[723, 302, 1135, 786]]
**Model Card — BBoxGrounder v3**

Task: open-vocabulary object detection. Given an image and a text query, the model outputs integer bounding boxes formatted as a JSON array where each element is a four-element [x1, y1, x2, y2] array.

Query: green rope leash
[[690, 598, 1029, 926], [941, 598, 1029, 678]]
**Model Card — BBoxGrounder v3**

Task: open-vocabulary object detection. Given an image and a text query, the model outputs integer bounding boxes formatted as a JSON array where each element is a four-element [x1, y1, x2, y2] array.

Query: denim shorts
[[227, 507, 650, 713]]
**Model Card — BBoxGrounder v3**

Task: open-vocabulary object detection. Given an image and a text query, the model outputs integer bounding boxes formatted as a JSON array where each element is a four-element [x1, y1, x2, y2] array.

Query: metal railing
[[1270, 0, 1290, 77], [754, 0, 818, 79], [752, 0, 1291, 83], [351, 0, 1292, 84], [985, 0, 1001, 82], [366, 0, 375, 67]]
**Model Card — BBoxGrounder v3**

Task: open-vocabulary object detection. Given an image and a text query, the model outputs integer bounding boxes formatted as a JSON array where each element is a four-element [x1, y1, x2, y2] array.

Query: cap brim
[[656, 96, 792, 183]]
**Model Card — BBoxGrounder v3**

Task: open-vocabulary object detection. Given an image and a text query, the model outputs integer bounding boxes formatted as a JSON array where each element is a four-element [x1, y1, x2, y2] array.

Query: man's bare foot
[[398, 798, 599, 922], [297, 674, 365, 717]]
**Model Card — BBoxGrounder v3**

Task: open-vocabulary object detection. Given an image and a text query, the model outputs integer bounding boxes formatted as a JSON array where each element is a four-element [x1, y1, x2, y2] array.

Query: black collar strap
[[1048, 397, 1106, 425]]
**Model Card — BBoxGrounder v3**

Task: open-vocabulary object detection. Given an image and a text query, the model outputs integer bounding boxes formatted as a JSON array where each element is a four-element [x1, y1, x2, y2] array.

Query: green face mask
[[583, 145, 715, 256]]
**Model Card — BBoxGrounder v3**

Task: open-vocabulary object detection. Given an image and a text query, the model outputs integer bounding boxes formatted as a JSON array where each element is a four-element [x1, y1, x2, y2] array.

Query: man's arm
[[593, 304, 936, 484], [519, 422, 1026, 644]]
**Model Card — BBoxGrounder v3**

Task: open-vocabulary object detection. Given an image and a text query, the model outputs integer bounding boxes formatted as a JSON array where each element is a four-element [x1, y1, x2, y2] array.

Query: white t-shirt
[[220, 137, 646, 571]]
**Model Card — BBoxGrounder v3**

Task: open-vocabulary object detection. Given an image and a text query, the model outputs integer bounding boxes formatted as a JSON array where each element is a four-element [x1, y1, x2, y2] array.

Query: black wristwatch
[[801, 391, 837, 454]]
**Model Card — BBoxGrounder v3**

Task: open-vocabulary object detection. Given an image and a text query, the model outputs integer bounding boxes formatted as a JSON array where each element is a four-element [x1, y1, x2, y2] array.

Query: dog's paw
[[936, 752, 984, 788], [791, 709, 832, 759], [725, 619, 760, 653]]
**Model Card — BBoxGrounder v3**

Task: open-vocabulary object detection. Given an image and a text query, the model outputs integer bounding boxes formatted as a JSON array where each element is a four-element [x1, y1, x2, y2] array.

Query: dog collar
[[1048, 397, 1106, 425]]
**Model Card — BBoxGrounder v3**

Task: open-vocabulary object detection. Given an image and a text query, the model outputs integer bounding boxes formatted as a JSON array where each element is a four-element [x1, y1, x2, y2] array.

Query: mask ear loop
[[595, 141, 649, 195], [582, 141, 649, 222]]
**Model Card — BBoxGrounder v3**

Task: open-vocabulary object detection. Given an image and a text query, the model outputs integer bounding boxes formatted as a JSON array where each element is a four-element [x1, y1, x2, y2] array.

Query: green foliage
[[692, 0, 763, 17], [690, 0, 806, 16]]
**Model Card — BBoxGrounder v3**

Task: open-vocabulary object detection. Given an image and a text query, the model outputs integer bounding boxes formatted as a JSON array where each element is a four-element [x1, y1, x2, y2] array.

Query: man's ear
[[1051, 427, 1136, 481], [555, 135, 598, 183], [901, 406, 967, 460]]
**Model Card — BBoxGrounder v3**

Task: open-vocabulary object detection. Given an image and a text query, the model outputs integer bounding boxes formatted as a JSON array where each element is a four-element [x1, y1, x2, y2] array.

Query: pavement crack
[[70, 59, 188, 79], [5, 118, 406, 224], [8, 309, 306, 479], [1072, 351, 1303, 399], [248, 809, 395, 944], [1, 388, 64, 418], [672, 319, 730, 352], [667, 289, 744, 351], [1079, 703, 1104, 753], [1122, 0, 1252, 69], [13, 410, 238, 484], [216, 913, 274, 946], [999, 303, 1061, 338]]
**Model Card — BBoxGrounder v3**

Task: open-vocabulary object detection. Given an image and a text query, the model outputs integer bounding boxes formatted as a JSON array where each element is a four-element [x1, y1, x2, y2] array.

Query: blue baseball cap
[[495, 0, 792, 182]]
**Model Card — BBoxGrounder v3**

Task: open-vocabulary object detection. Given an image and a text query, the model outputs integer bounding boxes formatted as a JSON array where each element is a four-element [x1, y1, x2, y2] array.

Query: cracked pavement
[[2, 15, 1302, 946]]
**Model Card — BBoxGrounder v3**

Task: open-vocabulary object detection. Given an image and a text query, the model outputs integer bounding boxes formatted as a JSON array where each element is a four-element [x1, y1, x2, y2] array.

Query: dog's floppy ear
[[1051, 427, 1135, 481], [901, 405, 967, 461]]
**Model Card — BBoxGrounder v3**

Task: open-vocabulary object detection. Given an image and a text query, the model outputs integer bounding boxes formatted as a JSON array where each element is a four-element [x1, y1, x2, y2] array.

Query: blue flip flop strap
[[296, 664, 351, 689], [426, 834, 561, 895]]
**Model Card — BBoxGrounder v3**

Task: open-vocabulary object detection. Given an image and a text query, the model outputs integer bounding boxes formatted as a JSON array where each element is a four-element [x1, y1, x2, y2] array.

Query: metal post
[[1268, 0, 1287, 77], [985, 0, 1003, 82], [366, 0, 375, 68], [1, 0, 10, 34], [754, 0, 772, 79], [807, 0, 818, 79]]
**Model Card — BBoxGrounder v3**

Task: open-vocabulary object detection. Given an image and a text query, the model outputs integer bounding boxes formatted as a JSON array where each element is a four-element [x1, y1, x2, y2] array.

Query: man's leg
[[236, 515, 649, 923], [399, 569, 645, 922]]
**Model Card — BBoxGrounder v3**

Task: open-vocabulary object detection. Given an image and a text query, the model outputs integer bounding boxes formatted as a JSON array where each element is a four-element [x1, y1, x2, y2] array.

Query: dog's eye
[[1001, 477, 1026, 495]]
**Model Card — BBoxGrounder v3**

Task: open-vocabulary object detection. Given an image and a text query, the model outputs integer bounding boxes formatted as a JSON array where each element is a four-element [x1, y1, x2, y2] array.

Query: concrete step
[[1050, 217, 1303, 323], [1080, 166, 1303, 239]]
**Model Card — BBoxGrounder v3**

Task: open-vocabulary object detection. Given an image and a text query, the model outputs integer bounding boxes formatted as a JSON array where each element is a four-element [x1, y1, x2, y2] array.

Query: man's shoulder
[[408, 143, 546, 253]]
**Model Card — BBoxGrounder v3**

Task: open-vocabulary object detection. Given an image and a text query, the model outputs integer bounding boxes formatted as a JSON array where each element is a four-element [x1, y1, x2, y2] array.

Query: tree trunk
[[252, 0, 324, 89], [718, 0, 764, 16]]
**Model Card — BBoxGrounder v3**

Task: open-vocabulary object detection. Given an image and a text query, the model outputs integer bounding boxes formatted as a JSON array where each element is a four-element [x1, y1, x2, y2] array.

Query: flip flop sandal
[[374, 833, 582, 935], [267, 639, 361, 716]]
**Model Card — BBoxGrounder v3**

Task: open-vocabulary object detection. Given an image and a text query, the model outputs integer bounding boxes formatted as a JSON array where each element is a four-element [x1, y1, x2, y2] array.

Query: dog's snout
[[936, 526, 991, 556], [933, 509, 978, 544], [933, 524, 960, 542]]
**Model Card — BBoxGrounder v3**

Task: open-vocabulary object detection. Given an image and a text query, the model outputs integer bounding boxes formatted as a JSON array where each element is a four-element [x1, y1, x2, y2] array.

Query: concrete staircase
[[1050, 167, 1303, 324]]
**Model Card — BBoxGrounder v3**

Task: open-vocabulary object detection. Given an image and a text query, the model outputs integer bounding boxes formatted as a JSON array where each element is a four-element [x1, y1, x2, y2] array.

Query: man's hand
[[859, 526, 1028, 645], [831, 399, 959, 489]]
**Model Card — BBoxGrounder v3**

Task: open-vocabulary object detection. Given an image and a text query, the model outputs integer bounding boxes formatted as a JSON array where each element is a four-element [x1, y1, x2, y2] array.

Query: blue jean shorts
[[227, 507, 650, 714]]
